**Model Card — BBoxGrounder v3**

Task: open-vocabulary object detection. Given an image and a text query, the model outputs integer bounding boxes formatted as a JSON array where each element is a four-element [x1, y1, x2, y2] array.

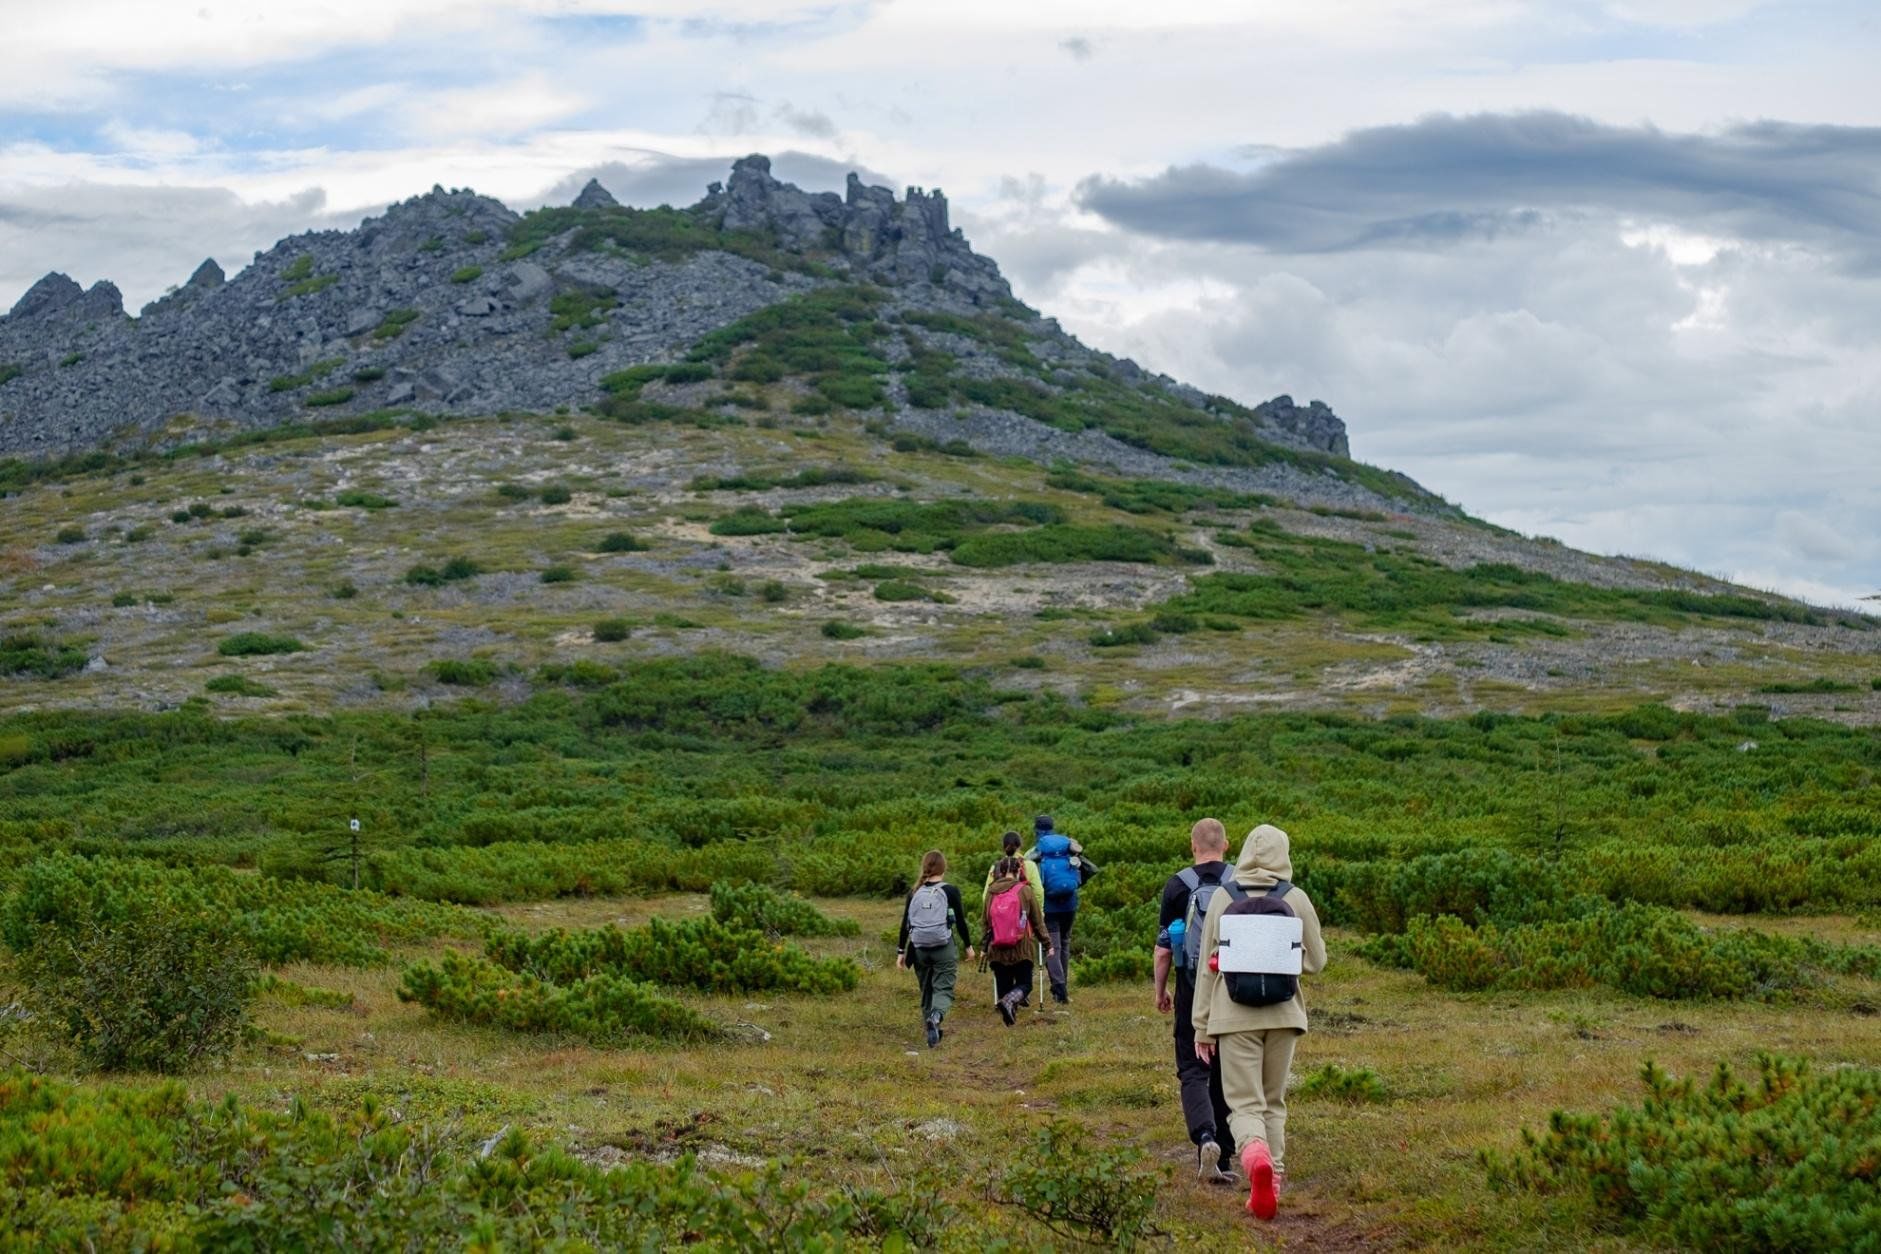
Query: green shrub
[[593, 618, 631, 642], [1484, 1055, 1881, 1251], [397, 950, 722, 1043], [1293, 1063, 1389, 1103], [540, 565, 577, 584], [404, 557, 480, 586], [494, 483, 532, 501], [549, 289, 616, 333], [484, 917, 860, 995], [204, 675, 276, 697], [13, 899, 256, 1071], [821, 620, 867, 640], [1090, 622, 1160, 648], [216, 632, 304, 657], [55, 525, 86, 544], [539, 485, 573, 505], [999, 1122, 1160, 1251], [372, 308, 421, 341], [596, 531, 645, 553], [710, 881, 860, 937], [111, 592, 137, 607], [352, 365, 387, 382], [0, 363, 24, 385], [709, 506, 789, 536], [567, 340, 599, 359], [427, 658, 498, 686], [760, 580, 789, 603], [1758, 676, 1858, 694], [305, 387, 354, 407], [449, 264, 483, 284], [281, 254, 314, 281], [334, 489, 397, 509], [873, 579, 930, 602]]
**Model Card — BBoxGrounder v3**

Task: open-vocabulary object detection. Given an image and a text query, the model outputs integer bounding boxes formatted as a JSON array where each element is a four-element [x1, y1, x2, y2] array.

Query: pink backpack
[[989, 882, 1030, 947]]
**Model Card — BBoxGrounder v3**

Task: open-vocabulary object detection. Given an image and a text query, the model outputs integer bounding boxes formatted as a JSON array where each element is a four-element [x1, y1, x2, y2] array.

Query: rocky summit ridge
[[0, 155, 1360, 497]]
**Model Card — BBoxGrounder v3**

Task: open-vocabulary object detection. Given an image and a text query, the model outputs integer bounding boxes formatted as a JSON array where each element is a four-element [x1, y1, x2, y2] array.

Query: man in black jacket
[[1153, 817, 1238, 1183]]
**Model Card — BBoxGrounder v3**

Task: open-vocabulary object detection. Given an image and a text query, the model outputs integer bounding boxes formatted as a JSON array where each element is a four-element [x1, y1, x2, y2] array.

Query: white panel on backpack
[[1216, 915, 1303, 974]]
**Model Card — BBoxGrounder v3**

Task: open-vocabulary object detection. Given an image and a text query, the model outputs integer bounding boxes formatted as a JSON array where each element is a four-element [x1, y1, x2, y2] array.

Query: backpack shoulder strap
[[1266, 879, 1292, 898], [1220, 881, 1248, 905], [1175, 867, 1202, 894]]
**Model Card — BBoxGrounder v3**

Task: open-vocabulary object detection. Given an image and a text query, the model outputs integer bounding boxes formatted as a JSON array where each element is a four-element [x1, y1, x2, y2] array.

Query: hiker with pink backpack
[[1190, 823, 1327, 1223], [982, 855, 1052, 1024]]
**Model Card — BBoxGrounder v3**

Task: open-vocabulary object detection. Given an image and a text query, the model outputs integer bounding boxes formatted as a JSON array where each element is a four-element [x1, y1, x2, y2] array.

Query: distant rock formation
[[0, 157, 1350, 472]]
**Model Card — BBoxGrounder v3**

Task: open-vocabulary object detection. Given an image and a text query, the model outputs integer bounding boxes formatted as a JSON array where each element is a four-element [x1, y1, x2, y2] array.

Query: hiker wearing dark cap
[[1155, 817, 1239, 1184], [1192, 823, 1326, 1222], [1025, 814, 1096, 1004]]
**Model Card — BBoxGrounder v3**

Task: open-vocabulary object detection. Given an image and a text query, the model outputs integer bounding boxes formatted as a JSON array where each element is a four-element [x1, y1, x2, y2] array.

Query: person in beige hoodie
[[1190, 823, 1326, 1221]]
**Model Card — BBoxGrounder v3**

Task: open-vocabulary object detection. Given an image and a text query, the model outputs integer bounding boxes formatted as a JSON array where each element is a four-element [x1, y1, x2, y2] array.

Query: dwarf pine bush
[[484, 917, 860, 995], [710, 881, 860, 937], [1485, 1055, 1881, 1251], [397, 950, 722, 1043]]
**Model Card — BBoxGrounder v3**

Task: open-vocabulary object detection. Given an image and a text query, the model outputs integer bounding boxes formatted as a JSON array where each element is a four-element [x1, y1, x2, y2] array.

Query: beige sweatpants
[[1217, 1028, 1301, 1171]]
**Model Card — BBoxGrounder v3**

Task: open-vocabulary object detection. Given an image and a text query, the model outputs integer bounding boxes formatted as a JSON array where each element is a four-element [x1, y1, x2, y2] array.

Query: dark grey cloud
[[538, 149, 895, 210], [774, 102, 838, 140], [1059, 36, 1094, 61], [1078, 112, 1881, 265]]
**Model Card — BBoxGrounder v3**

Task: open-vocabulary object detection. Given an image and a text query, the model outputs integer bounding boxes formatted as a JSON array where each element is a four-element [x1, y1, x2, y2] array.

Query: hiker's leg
[[929, 942, 958, 1020], [1260, 1029, 1300, 1173], [1173, 974, 1219, 1147], [1209, 1039, 1237, 1159], [1216, 1030, 1271, 1155], [912, 947, 937, 1020], [1014, 957, 1034, 1003], [1044, 911, 1074, 996]]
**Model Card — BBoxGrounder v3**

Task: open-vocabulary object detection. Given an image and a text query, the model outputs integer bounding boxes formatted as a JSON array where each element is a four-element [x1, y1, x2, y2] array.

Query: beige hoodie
[[1190, 823, 1327, 1041]]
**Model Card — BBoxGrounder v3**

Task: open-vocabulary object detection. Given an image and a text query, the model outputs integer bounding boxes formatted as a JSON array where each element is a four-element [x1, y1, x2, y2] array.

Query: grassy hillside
[[2, 340, 1878, 1247]]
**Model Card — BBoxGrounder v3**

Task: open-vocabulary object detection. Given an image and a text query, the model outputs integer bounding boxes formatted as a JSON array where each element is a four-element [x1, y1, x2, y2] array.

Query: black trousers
[[992, 958, 1034, 1003], [1173, 970, 1235, 1155]]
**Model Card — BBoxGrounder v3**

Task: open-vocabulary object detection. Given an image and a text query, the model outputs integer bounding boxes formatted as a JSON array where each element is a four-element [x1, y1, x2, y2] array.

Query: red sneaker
[[1243, 1141, 1277, 1220]]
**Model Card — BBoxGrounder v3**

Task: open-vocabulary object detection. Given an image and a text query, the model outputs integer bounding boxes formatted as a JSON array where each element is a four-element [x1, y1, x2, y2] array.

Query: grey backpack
[[1175, 866, 1232, 971], [906, 884, 952, 948]]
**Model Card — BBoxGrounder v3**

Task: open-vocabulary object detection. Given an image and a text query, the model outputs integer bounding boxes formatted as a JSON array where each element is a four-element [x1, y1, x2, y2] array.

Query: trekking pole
[[1035, 940, 1045, 1018]]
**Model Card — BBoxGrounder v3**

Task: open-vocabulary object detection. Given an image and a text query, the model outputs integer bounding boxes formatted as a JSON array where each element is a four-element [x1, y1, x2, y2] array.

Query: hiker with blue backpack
[[982, 856, 1052, 1024], [1153, 817, 1240, 1184], [1026, 814, 1095, 1004], [896, 849, 975, 1048], [1191, 823, 1326, 1222]]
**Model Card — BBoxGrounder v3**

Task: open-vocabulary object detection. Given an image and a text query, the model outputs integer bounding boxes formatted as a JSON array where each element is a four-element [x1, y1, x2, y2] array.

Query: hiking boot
[[1273, 1168, 1287, 1197], [1243, 1142, 1277, 1221], [1197, 1137, 1233, 1185], [997, 991, 1018, 1026], [1050, 985, 1069, 1005], [925, 1013, 941, 1048]]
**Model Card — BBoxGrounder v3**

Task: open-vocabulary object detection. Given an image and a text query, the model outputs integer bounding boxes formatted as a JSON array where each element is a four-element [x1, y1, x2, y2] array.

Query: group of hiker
[[895, 814, 1325, 1223]]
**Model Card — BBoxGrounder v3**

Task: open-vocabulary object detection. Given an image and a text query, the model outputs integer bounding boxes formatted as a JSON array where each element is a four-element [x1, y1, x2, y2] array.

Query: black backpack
[[1218, 881, 1299, 1008]]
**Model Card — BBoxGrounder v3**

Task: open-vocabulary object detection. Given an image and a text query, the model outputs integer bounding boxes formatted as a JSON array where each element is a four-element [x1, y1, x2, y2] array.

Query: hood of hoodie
[[1235, 824, 1293, 888]]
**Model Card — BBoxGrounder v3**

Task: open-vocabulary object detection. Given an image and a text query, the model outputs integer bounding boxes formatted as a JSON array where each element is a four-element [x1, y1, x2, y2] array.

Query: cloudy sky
[[3, 1, 1878, 606]]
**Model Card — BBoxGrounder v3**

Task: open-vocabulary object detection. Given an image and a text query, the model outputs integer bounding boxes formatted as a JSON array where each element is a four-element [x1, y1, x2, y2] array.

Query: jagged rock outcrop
[[0, 157, 1351, 474], [695, 155, 1010, 301], [572, 178, 619, 210]]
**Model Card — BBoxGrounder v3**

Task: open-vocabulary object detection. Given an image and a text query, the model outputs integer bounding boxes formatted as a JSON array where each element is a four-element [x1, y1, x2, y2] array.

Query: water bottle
[[1166, 917, 1186, 965]]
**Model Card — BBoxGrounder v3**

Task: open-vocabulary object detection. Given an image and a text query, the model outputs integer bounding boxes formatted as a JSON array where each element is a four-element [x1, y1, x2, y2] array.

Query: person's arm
[[896, 890, 912, 964], [1154, 876, 1185, 1013], [946, 884, 974, 954], [1294, 889, 1327, 976]]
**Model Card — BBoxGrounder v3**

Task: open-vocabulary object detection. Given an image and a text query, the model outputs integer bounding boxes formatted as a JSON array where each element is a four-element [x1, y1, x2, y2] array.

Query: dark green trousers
[[910, 942, 958, 1021]]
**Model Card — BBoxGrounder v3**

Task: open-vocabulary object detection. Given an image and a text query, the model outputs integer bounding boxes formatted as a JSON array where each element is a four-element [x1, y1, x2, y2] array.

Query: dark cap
[[1034, 814, 1054, 833]]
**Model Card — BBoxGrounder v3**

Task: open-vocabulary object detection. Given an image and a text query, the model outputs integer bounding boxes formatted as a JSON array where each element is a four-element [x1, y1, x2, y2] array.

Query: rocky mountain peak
[[9, 272, 85, 320], [572, 178, 620, 210], [187, 259, 226, 290]]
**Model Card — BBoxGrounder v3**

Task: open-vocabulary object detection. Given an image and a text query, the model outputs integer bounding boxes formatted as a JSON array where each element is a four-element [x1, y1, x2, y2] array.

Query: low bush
[[404, 556, 480, 586], [13, 897, 256, 1071], [334, 489, 397, 509], [55, 526, 86, 544], [709, 881, 860, 937], [305, 387, 354, 408], [540, 565, 577, 584], [820, 620, 867, 640], [1484, 1055, 1881, 1251], [596, 531, 645, 553], [592, 618, 631, 642], [205, 674, 276, 697], [539, 485, 573, 505], [450, 264, 483, 284], [372, 308, 420, 341], [1293, 1063, 1389, 1103], [216, 633, 304, 657], [1758, 676, 1858, 694], [999, 1122, 1160, 1251], [485, 917, 859, 995], [0, 634, 88, 678], [1090, 622, 1160, 648], [427, 658, 498, 687], [398, 950, 721, 1043]]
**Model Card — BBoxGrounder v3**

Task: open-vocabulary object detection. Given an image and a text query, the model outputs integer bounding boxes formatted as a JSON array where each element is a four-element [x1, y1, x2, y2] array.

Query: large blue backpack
[[1035, 833, 1080, 906]]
